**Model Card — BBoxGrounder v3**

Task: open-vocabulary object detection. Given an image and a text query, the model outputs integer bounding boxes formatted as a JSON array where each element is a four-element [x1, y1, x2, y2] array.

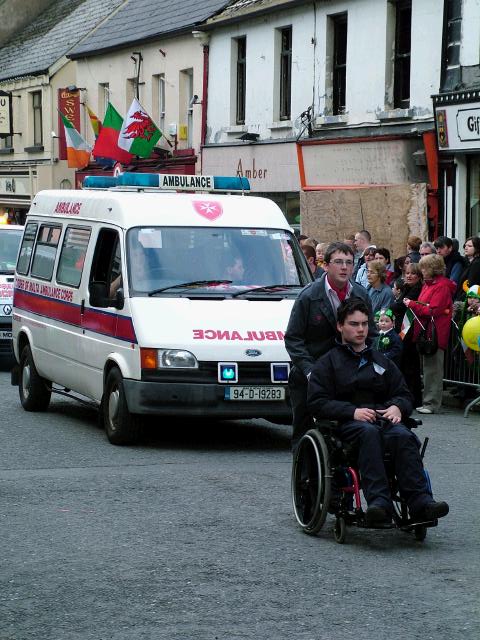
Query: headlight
[[158, 349, 198, 369]]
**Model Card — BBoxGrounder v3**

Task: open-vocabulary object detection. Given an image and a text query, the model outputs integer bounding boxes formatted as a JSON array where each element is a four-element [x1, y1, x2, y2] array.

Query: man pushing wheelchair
[[306, 298, 449, 529]]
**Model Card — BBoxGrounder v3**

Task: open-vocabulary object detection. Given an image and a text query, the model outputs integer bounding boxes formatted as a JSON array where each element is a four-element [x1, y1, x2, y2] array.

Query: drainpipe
[[201, 43, 209, 150], [192, 31, 210, 172]]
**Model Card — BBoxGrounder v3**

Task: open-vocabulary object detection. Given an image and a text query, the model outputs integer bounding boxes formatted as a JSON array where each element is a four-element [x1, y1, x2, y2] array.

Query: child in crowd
[[374, 308, 403, 367], [392, 277, 405, 301]]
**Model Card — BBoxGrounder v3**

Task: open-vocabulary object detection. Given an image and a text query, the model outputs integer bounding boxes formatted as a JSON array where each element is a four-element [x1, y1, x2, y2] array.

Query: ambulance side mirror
[[115, 288, 124, 310], [89, 281, 110, 308]]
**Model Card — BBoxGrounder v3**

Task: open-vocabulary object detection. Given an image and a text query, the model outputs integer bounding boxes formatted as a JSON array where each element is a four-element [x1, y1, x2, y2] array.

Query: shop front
[[201, 141, 301, 229], [295, 132, 434, 258], [433, 90, 480, 241], [0, 168, 37, 225]]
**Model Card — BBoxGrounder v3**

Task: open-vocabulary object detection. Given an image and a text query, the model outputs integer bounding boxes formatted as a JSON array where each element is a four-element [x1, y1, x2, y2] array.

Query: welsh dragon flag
[[59, 112, 91, 169], [118, 98, 161, 158], [93, 102, 132, 164]]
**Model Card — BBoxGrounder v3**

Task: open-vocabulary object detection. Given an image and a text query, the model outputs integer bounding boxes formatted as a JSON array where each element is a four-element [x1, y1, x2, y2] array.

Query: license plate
[[0, 331, 12, 340], [224, 386, 286, 401]]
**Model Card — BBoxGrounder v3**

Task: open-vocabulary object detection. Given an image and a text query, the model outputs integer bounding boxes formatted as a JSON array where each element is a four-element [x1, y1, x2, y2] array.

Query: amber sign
[[58, 89, 81, 160]]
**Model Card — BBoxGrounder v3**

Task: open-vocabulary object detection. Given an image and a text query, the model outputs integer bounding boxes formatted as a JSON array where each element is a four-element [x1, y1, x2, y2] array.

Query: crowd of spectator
[[295, 229, 480, 414]]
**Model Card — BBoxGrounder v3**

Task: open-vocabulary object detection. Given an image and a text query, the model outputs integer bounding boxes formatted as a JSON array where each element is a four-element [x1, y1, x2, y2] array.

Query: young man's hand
[[376, 406, 402, 424], [353, 408, 377, 423]]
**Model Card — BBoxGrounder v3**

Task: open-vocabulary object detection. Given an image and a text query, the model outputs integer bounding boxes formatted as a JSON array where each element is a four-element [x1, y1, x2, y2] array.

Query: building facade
[[68, 0, 229, 183], [200, 0, 444, 251], [433, 0, 480, 244], [0, 0, 125, 223]]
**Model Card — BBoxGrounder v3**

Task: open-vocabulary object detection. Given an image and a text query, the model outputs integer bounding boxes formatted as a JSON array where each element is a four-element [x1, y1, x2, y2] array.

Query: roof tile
[[0, 0, 125, 81]]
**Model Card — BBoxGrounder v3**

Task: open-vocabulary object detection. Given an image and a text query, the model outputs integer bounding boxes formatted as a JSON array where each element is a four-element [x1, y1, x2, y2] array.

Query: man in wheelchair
[[306, 297, 449, 528]]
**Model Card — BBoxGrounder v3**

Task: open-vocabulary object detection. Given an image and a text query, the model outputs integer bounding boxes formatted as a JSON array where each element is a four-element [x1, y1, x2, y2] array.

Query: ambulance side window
[[16, 222, 38, 275], [89, 228, 122, 305], [30, 224, 62, 281], [56, 226, 91, 288]]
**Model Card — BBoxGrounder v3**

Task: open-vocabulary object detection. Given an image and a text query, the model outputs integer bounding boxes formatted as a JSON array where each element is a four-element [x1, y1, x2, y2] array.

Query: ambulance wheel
[[19, 345, 51, 411], [104, 367, 141, 445]]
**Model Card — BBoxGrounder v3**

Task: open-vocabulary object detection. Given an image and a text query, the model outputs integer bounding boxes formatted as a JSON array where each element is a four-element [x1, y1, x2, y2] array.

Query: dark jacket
[[444, 250, 466, 284], [285, 273, 376, 378], [307, 342, 413, 422], [374, 328, 403, 367], [391, 281, 422, 333], [455, 256, 480, 301]]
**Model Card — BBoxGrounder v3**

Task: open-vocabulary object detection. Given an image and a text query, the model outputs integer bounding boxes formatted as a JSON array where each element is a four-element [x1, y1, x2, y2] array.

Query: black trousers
[[338, 419, 432, 514], [289, 366, 310, 451], [400, 337, 422, 407]]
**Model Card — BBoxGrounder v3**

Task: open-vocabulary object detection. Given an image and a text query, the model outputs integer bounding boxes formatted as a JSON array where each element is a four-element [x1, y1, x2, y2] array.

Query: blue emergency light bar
[[83, 173, 250, 192]]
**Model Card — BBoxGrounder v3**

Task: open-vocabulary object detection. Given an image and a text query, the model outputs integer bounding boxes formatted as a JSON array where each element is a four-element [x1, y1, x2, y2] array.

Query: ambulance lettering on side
[[12, 173, 313, 445], [0, 225, 23, 355]]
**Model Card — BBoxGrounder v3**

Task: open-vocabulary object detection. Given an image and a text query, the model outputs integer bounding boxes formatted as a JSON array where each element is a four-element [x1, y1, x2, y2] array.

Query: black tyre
[[19, 345, 51, 411], [414, 525, 427, 542], [103, 367, 141, 445], [292, 429, 331, 535], [334, 517, 347, 544]]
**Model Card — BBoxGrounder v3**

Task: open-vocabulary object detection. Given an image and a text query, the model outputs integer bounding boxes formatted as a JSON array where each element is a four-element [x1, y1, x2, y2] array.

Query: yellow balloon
[[462, 316, 480, 352]]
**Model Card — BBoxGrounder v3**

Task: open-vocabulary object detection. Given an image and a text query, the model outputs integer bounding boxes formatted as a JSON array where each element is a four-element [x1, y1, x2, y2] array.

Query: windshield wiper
[[231, 284, 302, 298], [148, 280, 233, 296]]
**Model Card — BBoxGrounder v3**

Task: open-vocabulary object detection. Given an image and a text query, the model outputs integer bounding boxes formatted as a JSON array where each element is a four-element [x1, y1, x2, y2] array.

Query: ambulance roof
[[29, 189, 291, 231]]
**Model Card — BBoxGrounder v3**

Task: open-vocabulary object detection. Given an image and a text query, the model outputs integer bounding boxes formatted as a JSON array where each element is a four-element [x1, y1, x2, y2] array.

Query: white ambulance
[[12, 173, 312, 444], [0, 224, 23, 358]]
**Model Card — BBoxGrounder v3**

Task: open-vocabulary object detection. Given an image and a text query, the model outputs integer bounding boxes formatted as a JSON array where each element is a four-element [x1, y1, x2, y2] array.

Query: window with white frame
[[126, 78, 138, 108], [393, 0, 412, 109], [279, 27, 292, 120], [152, 74, 166, 133], [236, 37, 246, 125], [180, 68, 194, 147], [158, 74, 165, 133], [32, 91, 43, 146], [332, 14, 347, 115], [98, 83, 109, 116]]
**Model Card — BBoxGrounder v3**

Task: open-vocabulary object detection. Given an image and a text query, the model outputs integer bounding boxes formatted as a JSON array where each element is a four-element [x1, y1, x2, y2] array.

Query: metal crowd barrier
[[443, 319, 480, 417]]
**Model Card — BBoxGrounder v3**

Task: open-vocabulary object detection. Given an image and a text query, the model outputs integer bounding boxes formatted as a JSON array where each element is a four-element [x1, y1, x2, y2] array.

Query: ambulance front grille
[[141, 361, 288, 385]]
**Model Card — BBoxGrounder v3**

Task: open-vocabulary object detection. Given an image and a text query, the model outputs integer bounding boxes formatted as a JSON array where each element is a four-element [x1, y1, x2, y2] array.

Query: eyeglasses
[[331, 259, 354, 266]]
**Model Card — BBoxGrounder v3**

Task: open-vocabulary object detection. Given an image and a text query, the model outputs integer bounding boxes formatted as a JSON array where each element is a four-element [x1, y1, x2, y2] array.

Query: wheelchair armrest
[[312, 417, 339, 432]]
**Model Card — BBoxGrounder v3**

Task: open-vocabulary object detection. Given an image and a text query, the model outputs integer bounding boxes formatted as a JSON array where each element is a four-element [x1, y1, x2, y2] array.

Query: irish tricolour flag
[[118, 98, 161, 158], [399, 309, 414, 339], [60, 112, 91, 170]]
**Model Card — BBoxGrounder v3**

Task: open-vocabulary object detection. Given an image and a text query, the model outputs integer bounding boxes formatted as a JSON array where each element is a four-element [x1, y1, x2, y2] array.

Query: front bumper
[[123, 379, 292, 420], [0, 318, 13, 356]]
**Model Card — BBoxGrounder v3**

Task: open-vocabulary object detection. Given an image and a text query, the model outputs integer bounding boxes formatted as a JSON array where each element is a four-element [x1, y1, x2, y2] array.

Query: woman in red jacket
[[403, 253, 455, 414]]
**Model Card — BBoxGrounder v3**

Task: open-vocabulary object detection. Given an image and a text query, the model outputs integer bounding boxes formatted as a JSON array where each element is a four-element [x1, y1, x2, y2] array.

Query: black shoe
[[365, 505, 391, 527], [419, 501, 449, 521]]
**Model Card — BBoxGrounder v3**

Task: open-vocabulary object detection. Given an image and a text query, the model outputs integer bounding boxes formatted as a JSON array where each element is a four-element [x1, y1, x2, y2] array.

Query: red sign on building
[[57, 89, 81, 160]]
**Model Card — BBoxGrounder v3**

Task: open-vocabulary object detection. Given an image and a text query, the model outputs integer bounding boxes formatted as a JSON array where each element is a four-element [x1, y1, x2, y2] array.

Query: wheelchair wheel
[[291, 429, 331, 535], [392, 497, 408, 527], [334, 517, 346, 544]]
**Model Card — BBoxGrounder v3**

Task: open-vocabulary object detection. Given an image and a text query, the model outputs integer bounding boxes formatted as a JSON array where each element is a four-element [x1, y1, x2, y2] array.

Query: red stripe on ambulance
[[14, 288, 137, 343]]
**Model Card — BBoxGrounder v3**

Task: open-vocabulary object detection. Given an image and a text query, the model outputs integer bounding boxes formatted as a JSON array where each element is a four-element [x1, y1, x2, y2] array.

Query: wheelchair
[[291, 418, 438, 544]]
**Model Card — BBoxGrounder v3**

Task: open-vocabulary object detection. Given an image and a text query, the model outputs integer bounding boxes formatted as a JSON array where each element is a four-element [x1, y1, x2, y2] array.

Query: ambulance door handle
[[80, 299, 85, 315]]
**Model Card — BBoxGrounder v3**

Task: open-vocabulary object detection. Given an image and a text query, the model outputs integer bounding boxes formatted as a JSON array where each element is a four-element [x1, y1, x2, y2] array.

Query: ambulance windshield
[[0, 227, 23, 273], [126, 226, 311, 296]]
